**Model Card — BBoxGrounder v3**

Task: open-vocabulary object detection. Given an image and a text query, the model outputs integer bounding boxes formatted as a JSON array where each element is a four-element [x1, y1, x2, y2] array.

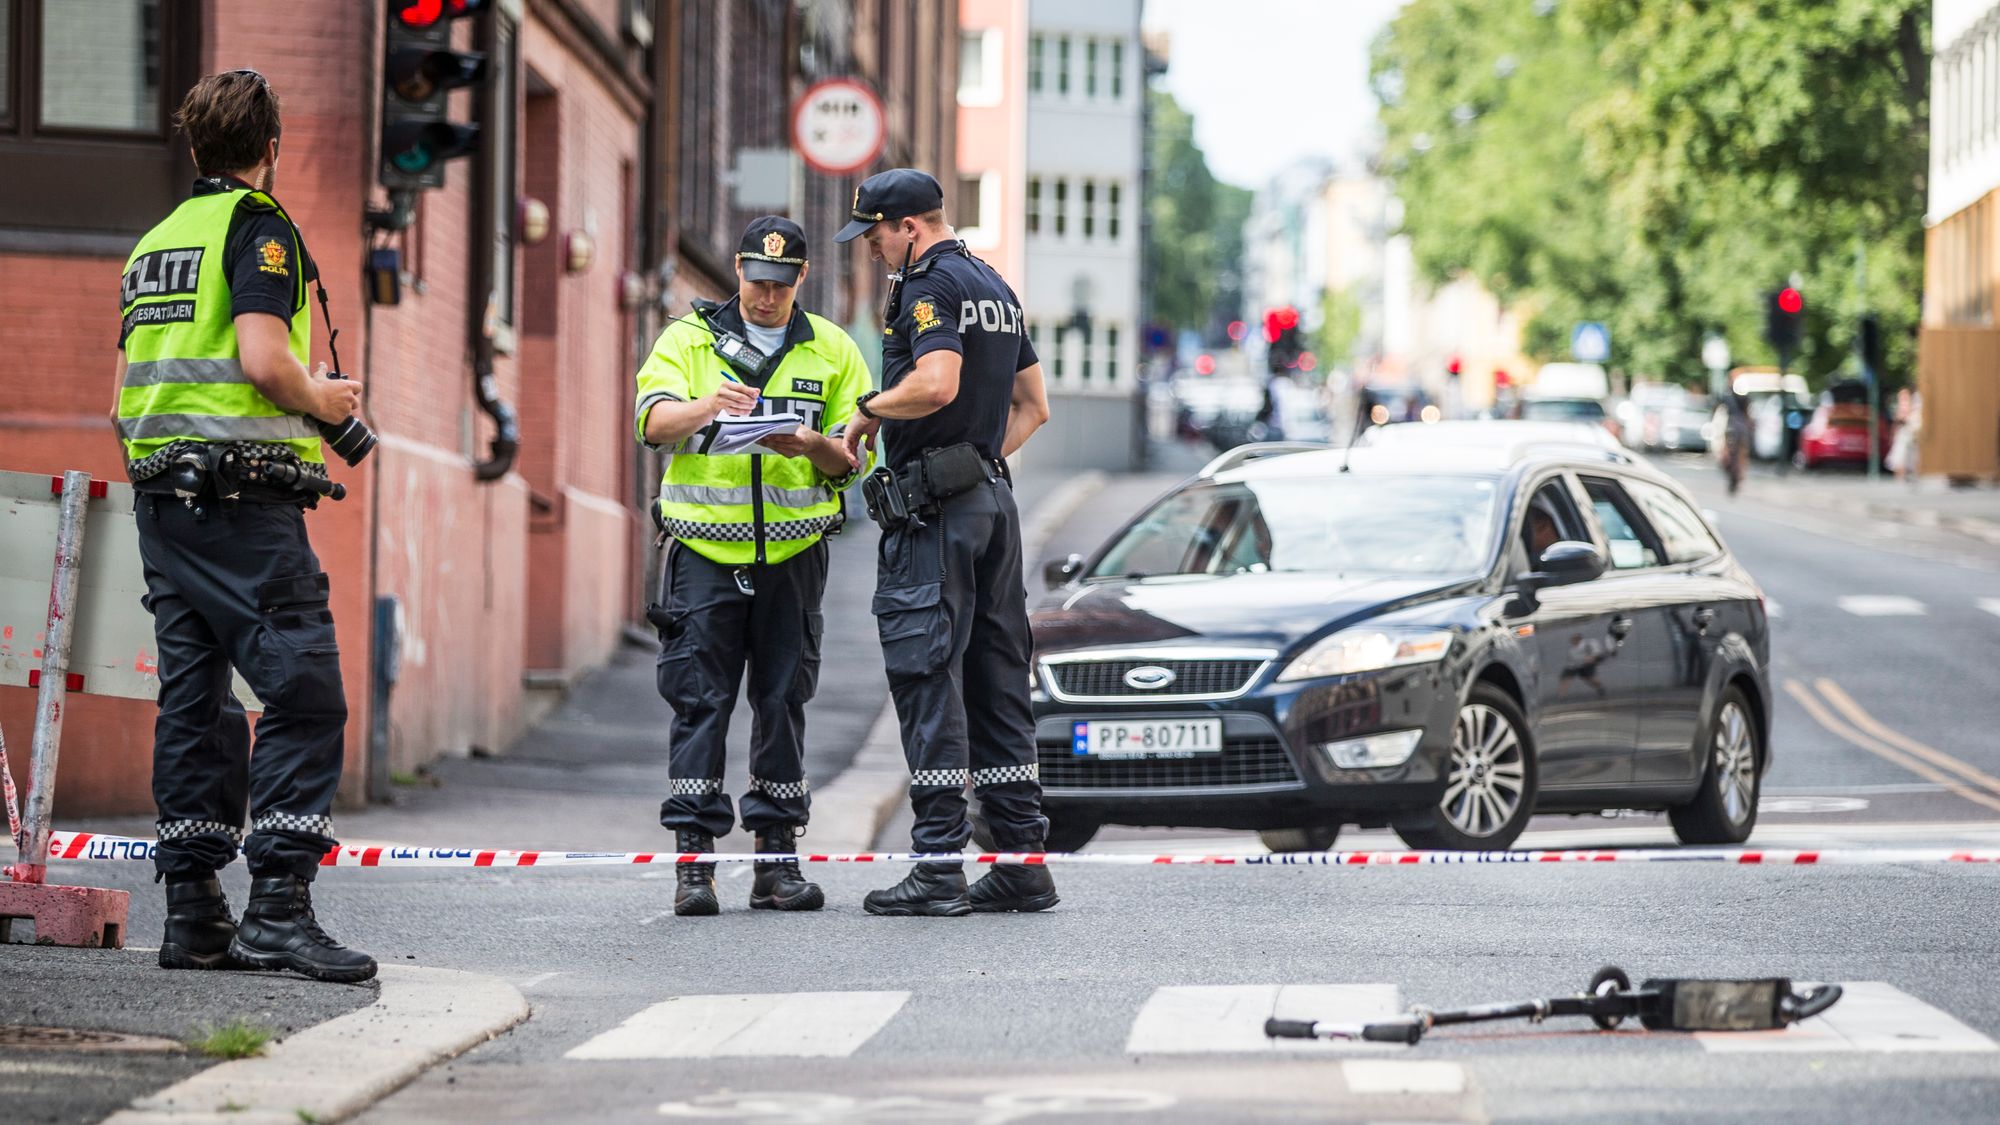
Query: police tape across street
[[36, 832, 2000, 869]]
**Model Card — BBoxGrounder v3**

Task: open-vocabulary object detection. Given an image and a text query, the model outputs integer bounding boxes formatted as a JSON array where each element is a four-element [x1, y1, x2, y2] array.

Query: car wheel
[[1257, 824, 1341, 853], [1669, 687, 1761, 845], [1394, 683, 1538, 851]]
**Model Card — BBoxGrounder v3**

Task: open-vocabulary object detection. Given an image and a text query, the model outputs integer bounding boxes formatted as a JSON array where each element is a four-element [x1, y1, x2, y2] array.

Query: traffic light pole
[[1856, 240, 1881, 482]]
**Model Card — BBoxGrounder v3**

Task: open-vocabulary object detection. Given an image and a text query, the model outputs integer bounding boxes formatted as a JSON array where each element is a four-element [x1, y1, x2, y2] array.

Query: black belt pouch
[[919, 443, 990, 502]]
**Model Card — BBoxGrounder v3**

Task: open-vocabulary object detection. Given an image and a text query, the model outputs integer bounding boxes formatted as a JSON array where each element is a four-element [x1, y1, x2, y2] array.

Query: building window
[[1085, 39, 1098, 98], [1028, 320, 1040, 354], [1080, 323, 1093, 382], [1052, 324, 1066, 379], [958, 170, 1000, 248], [1106, 324, 1120, 383], [1112, 40, 1125, 99], [1026, 176, 1042, 235], [1, 0, 198, 240], [1053, 178, 1068, 237], [1057, 35, 1070, 96], [1028, 34, 1044, 93], [1107, 181, 1122, 241], [1082, 179, 1096, 239], [958, 28, 1001, 107]]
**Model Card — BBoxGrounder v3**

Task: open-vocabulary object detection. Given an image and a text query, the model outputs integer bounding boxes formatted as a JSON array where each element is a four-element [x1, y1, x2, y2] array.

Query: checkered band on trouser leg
[[972, 764, 1039, 788], [157, 819, 245, 843], [252, 812, 333, 837], [910, 769, 970, 789], [670, 777, 725, 796], [747, 776, 809, 800]]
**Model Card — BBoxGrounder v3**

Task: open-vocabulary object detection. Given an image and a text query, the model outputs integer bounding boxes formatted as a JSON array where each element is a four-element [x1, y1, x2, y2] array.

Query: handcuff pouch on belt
[[862, 442, 992, 532], [130, 441, 330, 507]]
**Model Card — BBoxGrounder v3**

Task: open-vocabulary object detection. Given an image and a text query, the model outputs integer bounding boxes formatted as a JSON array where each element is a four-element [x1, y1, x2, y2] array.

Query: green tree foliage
[[1147, 87, 1254, 332], [1374, 0, 1928, 386]]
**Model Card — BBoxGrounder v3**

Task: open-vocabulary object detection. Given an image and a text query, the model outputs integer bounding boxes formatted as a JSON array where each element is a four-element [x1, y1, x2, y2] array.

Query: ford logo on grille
[[1123, 665, 1178, 691]]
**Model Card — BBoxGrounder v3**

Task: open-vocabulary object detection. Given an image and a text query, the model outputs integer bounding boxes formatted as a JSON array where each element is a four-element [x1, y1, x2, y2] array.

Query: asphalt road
[[20, 445, 2000, 1123]]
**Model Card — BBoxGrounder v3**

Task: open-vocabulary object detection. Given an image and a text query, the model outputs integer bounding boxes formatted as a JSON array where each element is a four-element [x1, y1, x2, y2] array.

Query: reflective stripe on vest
[[118, 188, 321, 466], [659, 482, 833, 509]]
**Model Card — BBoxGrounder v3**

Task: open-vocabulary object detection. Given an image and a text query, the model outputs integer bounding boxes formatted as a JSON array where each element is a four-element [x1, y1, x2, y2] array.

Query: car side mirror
[[1043, 553, 1086, 590], [1525, 541, 1605, 589]]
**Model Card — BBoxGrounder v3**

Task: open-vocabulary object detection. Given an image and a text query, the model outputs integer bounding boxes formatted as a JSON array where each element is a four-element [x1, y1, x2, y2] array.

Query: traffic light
[[1764, 285, 1804, 366], [1858, 314, 1884, 380], [380, 0, 488, 191], [1264, 307, 1303, 373]]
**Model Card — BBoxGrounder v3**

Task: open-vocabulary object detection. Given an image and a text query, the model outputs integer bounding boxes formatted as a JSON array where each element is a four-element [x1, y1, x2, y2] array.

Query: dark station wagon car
[[1026, 430, 1773, 852]]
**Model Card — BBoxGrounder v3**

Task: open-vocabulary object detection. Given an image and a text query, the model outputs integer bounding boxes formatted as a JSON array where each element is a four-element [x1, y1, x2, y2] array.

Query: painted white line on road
[[1341, 1059, 1467, 1095], [1125, 985, 1402, 1054], [1837, 595, 1927, 617], [1697, 982, 1997, 1054], [1979, 598, 2000, 619], [565, 991, 909, 1060], [519, 971, 566, 990]]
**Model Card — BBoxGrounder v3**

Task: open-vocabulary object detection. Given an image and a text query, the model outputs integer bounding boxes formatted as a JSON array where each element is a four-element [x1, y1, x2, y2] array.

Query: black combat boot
[[968, 845, 1060, 913], [674, 829, 719, 916], [862, 862, 972, 916], [751, 825, 824, 911], [228, 873, 378, 983], [159, 876, 238, 970]]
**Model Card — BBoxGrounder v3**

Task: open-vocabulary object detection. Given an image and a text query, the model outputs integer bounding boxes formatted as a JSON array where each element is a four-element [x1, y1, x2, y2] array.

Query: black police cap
[[736, 216, 808, 285], [833, 168, 945, 243]]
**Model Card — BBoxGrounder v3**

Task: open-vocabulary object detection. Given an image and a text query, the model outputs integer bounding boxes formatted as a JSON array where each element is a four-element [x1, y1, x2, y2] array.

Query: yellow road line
[[1782, 679, 2000, 817], [1814, 677, 2000, 799]]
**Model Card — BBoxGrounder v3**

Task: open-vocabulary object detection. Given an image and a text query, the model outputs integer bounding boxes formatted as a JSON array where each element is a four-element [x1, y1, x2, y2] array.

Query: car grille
[[1045, 658, 1264, 700], [1037, 735, 1301, 790]]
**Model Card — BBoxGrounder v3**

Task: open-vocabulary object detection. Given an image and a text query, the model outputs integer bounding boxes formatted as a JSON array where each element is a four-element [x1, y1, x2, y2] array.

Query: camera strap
[[314, 275, 343, 377]]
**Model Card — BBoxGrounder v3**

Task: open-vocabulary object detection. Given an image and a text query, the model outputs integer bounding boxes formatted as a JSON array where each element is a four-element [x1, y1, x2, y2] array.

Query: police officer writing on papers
[[834, 169, 1057, 916], [635, 217, 872, 916], [116, 70, 374, 982]]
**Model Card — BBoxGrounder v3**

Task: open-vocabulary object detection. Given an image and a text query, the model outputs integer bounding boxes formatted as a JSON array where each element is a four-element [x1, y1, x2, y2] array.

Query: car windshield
[[1090, 475, 1499, 580], [1521, 399, 1606, 422]]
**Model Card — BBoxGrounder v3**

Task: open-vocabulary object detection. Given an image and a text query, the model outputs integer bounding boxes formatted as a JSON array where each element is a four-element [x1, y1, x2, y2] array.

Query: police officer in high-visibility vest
[[635, 217, 871, 916], [834, 170, 1056, 916], [116, 71, 374, 981]]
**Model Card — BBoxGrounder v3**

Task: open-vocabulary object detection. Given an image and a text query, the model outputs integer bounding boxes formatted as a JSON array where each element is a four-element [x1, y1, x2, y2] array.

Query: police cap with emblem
[[833, 168, 945, 243], [736, 216, 809, 285]]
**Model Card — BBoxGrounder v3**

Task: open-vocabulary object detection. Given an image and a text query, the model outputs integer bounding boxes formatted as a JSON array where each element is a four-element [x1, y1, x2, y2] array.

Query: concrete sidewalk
[[1667, 455, 2000, 546]]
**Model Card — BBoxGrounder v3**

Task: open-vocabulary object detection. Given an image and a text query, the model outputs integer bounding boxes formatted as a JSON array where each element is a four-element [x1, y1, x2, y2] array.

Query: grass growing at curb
[[188, 1019, 273, 1060]]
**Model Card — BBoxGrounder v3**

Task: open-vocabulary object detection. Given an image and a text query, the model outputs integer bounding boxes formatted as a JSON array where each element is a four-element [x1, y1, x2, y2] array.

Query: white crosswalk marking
[[564, 991, 909, 1060], [1695, 982, 1997, 1054], [1124, 984, 1403, 1054], [1978, 598, 2000, 619], [1837, 595, 1927, 616]]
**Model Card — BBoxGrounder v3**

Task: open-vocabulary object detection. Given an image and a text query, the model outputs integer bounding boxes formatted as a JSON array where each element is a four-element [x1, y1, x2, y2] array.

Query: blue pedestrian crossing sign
[[1571, 322, 1611, 364]]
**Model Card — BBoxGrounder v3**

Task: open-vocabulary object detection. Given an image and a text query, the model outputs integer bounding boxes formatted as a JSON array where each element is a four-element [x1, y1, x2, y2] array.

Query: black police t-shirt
[[879, 241, 1037, 468], [118, 179, 307, 348]]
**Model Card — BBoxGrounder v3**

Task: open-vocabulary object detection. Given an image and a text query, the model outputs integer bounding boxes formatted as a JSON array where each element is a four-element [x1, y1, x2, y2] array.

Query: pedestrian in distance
[[834, 168, 1058, 916], [117, 70, 375, 982], [635, 216, 871, 916]]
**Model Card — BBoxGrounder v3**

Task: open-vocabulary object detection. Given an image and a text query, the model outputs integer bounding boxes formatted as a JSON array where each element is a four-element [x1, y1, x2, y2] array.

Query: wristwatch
[[855, 390, 882, 420]]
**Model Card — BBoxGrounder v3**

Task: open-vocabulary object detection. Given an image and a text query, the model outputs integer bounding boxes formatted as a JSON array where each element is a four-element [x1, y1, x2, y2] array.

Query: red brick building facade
[[0, 0, 956, 816]]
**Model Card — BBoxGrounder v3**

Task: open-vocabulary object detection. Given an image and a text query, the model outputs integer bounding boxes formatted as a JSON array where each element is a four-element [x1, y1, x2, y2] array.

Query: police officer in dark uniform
[[834, 169, 1057, 916], [115, 70, 374, 981]]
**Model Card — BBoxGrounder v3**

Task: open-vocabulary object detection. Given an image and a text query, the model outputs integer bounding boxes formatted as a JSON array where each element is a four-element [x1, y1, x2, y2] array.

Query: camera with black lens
[[317, 371, 377, 466]]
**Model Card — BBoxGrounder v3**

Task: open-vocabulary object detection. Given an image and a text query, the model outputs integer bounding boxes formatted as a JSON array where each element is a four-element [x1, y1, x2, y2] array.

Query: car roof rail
[[1508, 440, 1632, 465], [1197, 441, 1331, 478]]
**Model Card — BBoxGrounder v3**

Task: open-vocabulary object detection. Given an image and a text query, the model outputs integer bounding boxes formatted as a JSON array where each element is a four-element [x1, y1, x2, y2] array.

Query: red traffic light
[[1226, 320, 1247, 342], [1447, 356, 1463, 377], [1194, 354, 1216, 376], [1777, 287, 1803, 315], [397, 0, 483, 28], [1275, 306, 1299, 331]]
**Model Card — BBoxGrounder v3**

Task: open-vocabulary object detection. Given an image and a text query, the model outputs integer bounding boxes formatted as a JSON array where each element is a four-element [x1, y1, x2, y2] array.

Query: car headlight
[[1277, 628, 1453, 682]]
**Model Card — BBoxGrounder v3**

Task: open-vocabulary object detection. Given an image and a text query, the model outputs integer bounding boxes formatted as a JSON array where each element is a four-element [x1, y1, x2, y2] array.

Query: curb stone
[[104, 965, 528, 1125], [810, 470, 1111, 853]]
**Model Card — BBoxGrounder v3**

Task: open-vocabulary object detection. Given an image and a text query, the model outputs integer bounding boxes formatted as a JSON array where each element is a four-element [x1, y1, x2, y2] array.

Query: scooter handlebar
[[1263, 1018, 1320, 1040]]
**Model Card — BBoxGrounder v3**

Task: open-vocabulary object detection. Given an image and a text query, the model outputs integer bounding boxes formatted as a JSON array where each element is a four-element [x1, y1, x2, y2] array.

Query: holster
[[861, 443, 994, 532]]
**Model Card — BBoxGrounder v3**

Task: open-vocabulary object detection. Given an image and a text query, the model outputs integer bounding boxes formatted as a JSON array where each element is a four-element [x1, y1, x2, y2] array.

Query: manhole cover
[[0, 1025, 183, 1052]]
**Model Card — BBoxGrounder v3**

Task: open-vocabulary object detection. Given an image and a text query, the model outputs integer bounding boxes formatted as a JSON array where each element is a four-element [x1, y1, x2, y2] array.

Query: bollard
[[1, 471, 128, 947]]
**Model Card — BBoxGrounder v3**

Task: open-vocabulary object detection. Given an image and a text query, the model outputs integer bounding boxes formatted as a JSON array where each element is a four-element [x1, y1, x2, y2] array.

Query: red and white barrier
[[35, 831, 2000, 868]]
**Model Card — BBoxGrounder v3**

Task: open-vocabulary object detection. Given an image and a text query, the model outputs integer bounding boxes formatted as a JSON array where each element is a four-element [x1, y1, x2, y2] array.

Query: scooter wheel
[[1588, 966, 1633, 1030]]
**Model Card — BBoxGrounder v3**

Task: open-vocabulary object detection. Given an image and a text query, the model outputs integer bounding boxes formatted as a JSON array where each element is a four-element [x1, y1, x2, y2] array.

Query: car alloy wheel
[[1712, 700, 1757, 828], [1443, 702, 1528, 839]]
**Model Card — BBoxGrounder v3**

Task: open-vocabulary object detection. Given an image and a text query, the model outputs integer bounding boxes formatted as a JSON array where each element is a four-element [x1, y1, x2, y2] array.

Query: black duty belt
[[861, 443, 1000, 531]]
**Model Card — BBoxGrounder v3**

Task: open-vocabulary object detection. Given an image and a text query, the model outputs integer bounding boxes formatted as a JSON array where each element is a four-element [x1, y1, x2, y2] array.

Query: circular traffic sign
[[791, 78, 887, 177]]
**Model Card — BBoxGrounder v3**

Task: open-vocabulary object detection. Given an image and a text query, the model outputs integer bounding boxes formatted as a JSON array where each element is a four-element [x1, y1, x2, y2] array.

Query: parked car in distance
[[1617, 383, 1711, 453], [1521, 363, 1619, 440], [1029, 431, 1773, 854], [1705, 369, 1810, 462], [1795, 386, 1895, 470]]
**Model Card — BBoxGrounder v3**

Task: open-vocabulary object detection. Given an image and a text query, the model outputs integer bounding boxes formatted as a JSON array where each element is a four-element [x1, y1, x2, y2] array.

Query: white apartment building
[[1023, 0, 1145, 399]]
